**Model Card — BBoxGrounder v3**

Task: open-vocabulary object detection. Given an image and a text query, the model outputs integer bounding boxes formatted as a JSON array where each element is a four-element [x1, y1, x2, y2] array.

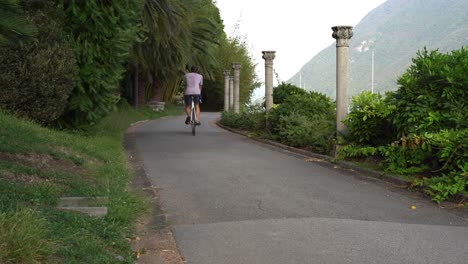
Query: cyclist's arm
[[183, 75, 188, 94], [199, 76, 203, 93]]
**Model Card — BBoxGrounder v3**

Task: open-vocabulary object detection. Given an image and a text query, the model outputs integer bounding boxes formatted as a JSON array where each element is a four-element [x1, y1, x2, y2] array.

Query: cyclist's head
[[190, 66, 199, 73]]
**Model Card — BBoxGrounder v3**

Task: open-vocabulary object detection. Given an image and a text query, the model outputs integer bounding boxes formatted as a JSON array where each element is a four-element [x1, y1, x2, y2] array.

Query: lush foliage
[[343, 91, 396, 146], [276, 113, 335, 153], [221, 84, 336, 154], [338, 47, 468, 203], [126, 0, 230, 107], [413, 165, 467, 204], [0, 0, 36, 45], [203, 35, 260, 109], [267, 91, 335, 153], [60, 0, 143, 127], [1, 0, 258, 127], [0, 1, 77, 124], [273, 82, 307, 104], [220, 104, 266, 131], [389, 47, 468, 135]]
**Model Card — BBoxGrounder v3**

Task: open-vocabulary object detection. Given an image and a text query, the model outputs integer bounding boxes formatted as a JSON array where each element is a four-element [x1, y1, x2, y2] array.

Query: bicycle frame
[[190, 96, 196, 136]]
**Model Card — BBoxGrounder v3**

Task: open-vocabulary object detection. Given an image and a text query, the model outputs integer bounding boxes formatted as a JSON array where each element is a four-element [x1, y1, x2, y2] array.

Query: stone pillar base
[[148, 101, 166, 112]]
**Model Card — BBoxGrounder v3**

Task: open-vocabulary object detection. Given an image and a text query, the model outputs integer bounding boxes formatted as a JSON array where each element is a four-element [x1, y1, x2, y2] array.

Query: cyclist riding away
[[184, 66, 203, 125]]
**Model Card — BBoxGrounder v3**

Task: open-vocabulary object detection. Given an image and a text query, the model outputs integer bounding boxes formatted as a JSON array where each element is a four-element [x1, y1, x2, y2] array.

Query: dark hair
[[190, 66, 199, 73]]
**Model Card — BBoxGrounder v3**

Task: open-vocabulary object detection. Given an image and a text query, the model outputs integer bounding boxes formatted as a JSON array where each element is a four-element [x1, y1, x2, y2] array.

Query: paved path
[[135, 112, 468, 264]]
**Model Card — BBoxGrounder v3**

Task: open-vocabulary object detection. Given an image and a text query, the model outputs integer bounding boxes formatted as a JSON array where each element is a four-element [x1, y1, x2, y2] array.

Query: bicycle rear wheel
[[191, 106, 196, 136]]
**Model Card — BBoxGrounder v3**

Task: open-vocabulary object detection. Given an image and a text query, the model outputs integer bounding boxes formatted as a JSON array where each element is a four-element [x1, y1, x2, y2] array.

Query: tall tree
[[203, 35, 260, 109], [60, 0, 143, 127], [127, 0, 224, 104], [130, 0, 190, 103]]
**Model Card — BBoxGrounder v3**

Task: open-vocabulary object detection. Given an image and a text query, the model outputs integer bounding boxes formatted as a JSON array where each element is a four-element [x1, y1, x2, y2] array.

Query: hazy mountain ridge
[[288, 0, 468, 99]]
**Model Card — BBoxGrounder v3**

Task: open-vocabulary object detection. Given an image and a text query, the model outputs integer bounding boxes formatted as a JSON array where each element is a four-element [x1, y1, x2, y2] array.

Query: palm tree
[[0, 0, 36, 45], [130, 0, 190, 103], [185, 0, 224, 80], [128, 0, 224, 104]]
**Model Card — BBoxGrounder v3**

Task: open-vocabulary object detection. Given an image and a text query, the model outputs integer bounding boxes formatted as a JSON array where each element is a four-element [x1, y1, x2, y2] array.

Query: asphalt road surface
[[134, 112, 468, 264]]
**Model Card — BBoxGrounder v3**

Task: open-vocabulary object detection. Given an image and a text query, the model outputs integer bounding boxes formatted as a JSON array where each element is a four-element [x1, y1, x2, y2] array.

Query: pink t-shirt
[[184, 72, 203, 95]]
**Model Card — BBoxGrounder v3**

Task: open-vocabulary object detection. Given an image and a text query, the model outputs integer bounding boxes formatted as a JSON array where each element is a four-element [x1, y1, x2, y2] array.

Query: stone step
[[56, 206, 108, 218], [57, 197, 108, 217], [58, 196, 108, 207]]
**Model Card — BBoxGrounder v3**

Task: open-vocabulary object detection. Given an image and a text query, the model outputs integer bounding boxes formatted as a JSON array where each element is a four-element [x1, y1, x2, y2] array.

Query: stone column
[[262, 51, 276, 111], [232, 62, 241, 113], [223, 70, 230, 111], [332, 26, 353, 136], [229, 75, 234, 111]]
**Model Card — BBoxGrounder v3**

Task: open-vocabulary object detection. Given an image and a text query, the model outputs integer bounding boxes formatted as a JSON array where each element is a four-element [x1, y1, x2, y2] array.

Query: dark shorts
[[184, 94, 201, 105]]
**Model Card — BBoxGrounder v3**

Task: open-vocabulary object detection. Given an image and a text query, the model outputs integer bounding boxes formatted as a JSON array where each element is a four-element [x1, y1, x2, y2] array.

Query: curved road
[[135, 112, 467, 264]]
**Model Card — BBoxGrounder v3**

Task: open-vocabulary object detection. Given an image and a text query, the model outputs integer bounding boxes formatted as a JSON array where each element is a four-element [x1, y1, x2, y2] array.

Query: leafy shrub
[[413, 165, 467, 204], [338, 47, 468, 203], [337, 144, 383, 159], [386, 130, 467, 175], [426, 129, 467, 173], [60, 0, 142, 127], [0, 208, 55, 263], [337, 143, 429, 175], [220, 104, 266, 131], [389, 47, 468, 135], [268, 91, 335, 154], [277, 113, 335, 153], [273, 82, 307, 104], [340, 129, 467, 175], [380, 144, 432, 175], [0, 1, 77, 124], [343, 91, 396, 146], [269, 91, 335, 133], [338, 129, 467, 202]]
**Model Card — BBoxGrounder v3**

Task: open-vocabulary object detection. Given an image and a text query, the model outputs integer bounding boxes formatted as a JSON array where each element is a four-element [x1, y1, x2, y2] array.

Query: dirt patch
[[51, 145, 101, 166], [0, 151, 95, 188], [0, 169, 48, 185], [124, 122, 185, 264], [0, 151, 87, 176]]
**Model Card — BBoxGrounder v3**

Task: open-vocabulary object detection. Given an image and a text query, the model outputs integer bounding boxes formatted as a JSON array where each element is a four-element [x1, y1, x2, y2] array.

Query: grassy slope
[[0, 102, 182, 263]]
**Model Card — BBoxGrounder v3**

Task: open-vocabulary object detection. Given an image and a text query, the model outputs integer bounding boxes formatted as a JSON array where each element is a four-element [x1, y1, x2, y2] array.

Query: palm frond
[[0, 0, 36, 45]]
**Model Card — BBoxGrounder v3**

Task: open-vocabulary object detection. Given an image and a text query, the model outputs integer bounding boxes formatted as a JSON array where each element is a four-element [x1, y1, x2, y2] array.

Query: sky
[[215, 0, 387, 96]]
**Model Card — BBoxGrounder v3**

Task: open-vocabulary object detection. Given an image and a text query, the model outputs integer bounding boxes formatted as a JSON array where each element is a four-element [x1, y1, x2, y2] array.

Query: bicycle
[[189, 95, 197, 136]]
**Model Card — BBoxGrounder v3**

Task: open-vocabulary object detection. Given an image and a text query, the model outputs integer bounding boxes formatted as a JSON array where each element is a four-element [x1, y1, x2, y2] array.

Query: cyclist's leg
[[184, 95, 191, 116], [184, 95, 191, 124], [194, 95, 201, 123], [195, 103, 200, 122]]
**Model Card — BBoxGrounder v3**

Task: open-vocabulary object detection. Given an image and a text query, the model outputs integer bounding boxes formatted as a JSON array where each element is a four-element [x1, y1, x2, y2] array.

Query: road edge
[[215, 121, 467, 206], [124, 120, 185, 264]]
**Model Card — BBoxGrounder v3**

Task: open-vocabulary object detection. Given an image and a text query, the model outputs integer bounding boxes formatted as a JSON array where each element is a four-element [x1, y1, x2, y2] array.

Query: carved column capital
[[232, 62, 241, 70], [332, 26, 353, 47], [262, 51, 276, 62], [223, 70, 231, 77]]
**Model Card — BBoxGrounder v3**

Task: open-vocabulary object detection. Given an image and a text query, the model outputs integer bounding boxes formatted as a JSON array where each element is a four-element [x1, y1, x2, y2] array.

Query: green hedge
[[0, 1, 77, 124], [60, 0, 142, 127], [390, 47, 468, 135]]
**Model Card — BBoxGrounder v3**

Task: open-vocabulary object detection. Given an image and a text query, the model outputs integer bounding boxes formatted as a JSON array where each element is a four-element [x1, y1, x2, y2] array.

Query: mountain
[[288, 0, 468, 99]]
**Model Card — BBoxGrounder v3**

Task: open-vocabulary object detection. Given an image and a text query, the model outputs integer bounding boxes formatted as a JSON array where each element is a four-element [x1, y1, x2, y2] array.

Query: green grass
[[0, 100, 183, 263], [0, 208, 55, 264]]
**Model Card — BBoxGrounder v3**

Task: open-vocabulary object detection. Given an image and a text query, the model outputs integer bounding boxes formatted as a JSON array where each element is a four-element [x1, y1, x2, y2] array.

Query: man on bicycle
[[184, 66, 203, 125]]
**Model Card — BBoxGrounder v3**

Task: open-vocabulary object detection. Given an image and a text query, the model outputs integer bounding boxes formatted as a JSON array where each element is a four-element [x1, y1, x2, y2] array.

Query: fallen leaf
[[304, 157, 324, 162]]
